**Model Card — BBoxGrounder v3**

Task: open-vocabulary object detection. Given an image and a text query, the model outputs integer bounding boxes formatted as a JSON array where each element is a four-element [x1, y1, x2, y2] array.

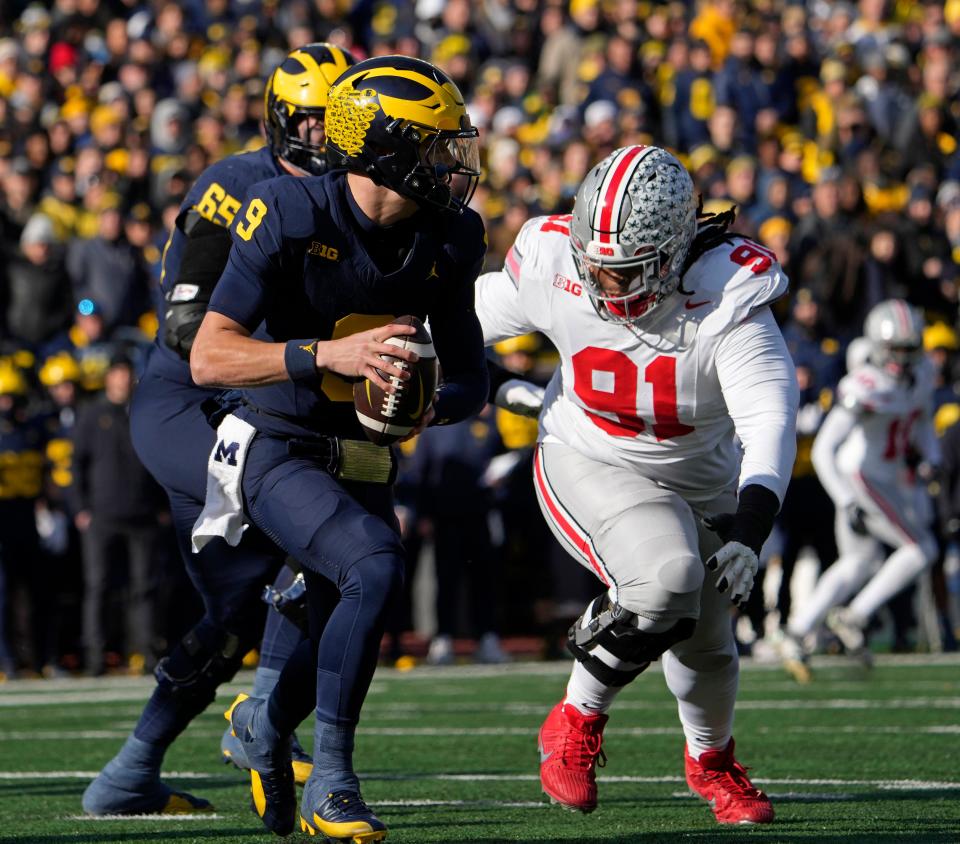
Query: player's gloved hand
[[845, 502, 869, 535], [703, 533, 758, 609], [493, 378, 545, 418], [702, 486, 778, 607]]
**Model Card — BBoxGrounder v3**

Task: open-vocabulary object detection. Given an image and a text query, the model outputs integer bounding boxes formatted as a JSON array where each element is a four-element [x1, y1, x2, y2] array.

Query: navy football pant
[[128, 362, 307, 746], [242, 432, 405, 726]]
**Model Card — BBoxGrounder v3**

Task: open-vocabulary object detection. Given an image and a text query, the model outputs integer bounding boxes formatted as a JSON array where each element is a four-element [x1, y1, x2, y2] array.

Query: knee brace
[[154, 623, 246, 707], [567, 594, 696, 687]]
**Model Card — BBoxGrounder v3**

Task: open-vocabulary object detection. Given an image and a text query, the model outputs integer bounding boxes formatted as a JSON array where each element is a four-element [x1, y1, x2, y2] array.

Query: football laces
[[381, 358, 407, 418]]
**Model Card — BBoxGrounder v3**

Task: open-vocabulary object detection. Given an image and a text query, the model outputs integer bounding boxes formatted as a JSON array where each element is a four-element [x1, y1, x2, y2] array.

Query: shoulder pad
[[234, 175, 316, 242], [179, 150, 278, 232], [504, 215, 572, 287], [689, 237, 789, 330], [441, 206, 487, 269], [837, 364, 893, 413]]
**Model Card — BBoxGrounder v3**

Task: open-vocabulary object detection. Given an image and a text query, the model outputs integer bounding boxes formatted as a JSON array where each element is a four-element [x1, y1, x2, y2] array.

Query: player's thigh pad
[[534, 442, 704, 624], [129, 366, 213, 501], [850, 474, 931, 551], [664, 491, 741, 671], [242, 434, 404, 581]]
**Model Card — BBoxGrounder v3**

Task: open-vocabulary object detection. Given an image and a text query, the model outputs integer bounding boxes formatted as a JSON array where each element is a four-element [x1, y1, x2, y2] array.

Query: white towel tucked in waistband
[[191, 413, 257, 552]]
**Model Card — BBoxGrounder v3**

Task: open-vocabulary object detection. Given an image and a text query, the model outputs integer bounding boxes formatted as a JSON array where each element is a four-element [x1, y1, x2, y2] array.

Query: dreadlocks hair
[[678, 198, 739, 293]]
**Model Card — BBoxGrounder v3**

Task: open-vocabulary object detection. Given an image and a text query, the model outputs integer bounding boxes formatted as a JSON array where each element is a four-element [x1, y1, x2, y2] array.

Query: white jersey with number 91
[[476, 215, 799, 505]]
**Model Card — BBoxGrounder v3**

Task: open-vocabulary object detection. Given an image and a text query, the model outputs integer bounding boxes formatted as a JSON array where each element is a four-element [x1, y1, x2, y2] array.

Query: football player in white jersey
[[783, 299, 938, 675], [474, 145, 799, 825]]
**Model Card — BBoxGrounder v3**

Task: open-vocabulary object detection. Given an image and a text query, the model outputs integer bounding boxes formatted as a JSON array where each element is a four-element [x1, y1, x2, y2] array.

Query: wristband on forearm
[[729, 484, 780, 555], [284, 339, 320, 382]]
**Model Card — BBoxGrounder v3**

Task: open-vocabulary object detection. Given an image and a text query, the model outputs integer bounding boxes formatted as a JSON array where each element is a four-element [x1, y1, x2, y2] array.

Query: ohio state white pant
[[845, 472, 933, 552], [533, 441, 741, 751], [789, 475, 936, 636]]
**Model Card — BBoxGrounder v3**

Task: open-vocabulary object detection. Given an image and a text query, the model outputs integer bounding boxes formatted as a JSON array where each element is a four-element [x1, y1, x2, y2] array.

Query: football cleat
[[538, 699, 608, 813], [82, 769, 211, 816], [290, 734, 314, 785], [225, 693, 296, 836], [221, 724, 314, 786], [300, 785, 387, 843], [474, 632, 511, 664], [425, 634, 455, 666], [685, 739, 774, 824], [779, 632, 812, 684], [826, 607, 873, 667]]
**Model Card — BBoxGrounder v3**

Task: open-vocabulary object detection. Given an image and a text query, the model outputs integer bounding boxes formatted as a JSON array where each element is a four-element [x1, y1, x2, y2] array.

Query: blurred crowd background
[[0, 0, 959, 678]]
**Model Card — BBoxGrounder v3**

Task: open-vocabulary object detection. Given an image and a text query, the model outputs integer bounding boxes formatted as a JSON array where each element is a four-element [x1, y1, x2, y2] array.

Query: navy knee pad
[[154, 621, 248, 706]]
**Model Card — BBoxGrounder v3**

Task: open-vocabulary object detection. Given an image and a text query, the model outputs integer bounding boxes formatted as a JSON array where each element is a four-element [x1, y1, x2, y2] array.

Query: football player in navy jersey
[[82, 44, 357, 818], [192, 56, 488, 840]]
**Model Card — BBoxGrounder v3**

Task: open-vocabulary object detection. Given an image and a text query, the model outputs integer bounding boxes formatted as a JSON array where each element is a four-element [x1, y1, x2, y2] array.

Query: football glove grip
[[705, 541, 758, 608], [494, 378, 545, 418]]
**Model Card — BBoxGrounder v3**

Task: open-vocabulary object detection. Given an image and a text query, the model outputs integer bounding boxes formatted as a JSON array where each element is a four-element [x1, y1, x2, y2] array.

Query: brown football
[[353, 315, 438, 446]]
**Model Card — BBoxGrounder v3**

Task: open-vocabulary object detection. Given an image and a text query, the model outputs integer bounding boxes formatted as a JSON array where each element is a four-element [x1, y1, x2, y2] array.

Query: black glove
[[845, 502, 869, 536]]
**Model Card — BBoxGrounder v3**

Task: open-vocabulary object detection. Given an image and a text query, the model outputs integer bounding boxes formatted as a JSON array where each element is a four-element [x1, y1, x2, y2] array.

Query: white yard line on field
[[1, 724, 958, 741], [8, 771, 959, 791], [0, 652, 957, 696], [4, 684, 960, 711], [69, 813, 222, 821]]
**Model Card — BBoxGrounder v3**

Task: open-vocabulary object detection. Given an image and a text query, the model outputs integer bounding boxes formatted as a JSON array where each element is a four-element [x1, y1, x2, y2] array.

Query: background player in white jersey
[[474, 145, 798, 825], [783, 300, 939, 675]]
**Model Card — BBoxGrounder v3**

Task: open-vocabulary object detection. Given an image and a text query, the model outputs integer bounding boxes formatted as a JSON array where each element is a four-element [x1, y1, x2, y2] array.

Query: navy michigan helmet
[[264, 42, 358, 176], [323, 55, 481, 213]]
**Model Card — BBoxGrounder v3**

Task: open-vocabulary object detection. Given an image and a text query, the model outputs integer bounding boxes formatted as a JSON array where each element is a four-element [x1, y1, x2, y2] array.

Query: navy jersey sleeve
[[207, 179, 287, 331], [428, 210, 490, 425]]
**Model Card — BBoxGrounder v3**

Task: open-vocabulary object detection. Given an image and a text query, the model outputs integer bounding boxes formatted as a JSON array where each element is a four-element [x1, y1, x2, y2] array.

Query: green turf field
[[0, 655, 958, 843]]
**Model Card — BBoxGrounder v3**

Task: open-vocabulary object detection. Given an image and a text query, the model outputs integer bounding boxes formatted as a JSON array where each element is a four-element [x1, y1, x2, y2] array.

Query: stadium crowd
[[0, 0, 959, 678]]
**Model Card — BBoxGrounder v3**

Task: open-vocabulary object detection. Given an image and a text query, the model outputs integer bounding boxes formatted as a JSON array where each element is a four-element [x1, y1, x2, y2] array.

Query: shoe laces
[[701, 758, 762, 799], [559, 727, 607, 772], [326, 790, 372, 817]]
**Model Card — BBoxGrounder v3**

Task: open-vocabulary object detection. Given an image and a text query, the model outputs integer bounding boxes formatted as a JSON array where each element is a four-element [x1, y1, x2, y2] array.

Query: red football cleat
[[685, 738, 774, 824], [538, 700, 608, 813]]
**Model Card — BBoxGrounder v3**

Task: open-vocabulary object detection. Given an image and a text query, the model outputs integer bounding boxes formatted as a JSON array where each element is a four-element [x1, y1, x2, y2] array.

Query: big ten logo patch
[[309, 241, 340, 261], [214, 440, 240, 467], [553, 274, 582, 296]]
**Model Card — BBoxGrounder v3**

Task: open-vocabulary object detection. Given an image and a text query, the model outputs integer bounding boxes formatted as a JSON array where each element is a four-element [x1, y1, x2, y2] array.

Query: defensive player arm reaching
[[710, 307, 799, 604]]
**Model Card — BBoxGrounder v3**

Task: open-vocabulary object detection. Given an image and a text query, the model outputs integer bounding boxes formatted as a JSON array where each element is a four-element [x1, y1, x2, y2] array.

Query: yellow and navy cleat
[[290, 734, 313, 785], [221, 723, 313, 786], [82, 769, 211, 815], [300, 789, 387, 842], [225, 693, 296, 836]]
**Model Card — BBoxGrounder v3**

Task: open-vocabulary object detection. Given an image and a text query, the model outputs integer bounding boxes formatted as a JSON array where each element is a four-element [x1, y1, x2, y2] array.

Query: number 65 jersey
[[476, 215, 799, 505]]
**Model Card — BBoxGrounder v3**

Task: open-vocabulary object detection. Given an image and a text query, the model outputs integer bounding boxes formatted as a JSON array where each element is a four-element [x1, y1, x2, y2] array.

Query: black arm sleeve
[[728, 484, 781, 555], [163, 213, 234, 360]]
